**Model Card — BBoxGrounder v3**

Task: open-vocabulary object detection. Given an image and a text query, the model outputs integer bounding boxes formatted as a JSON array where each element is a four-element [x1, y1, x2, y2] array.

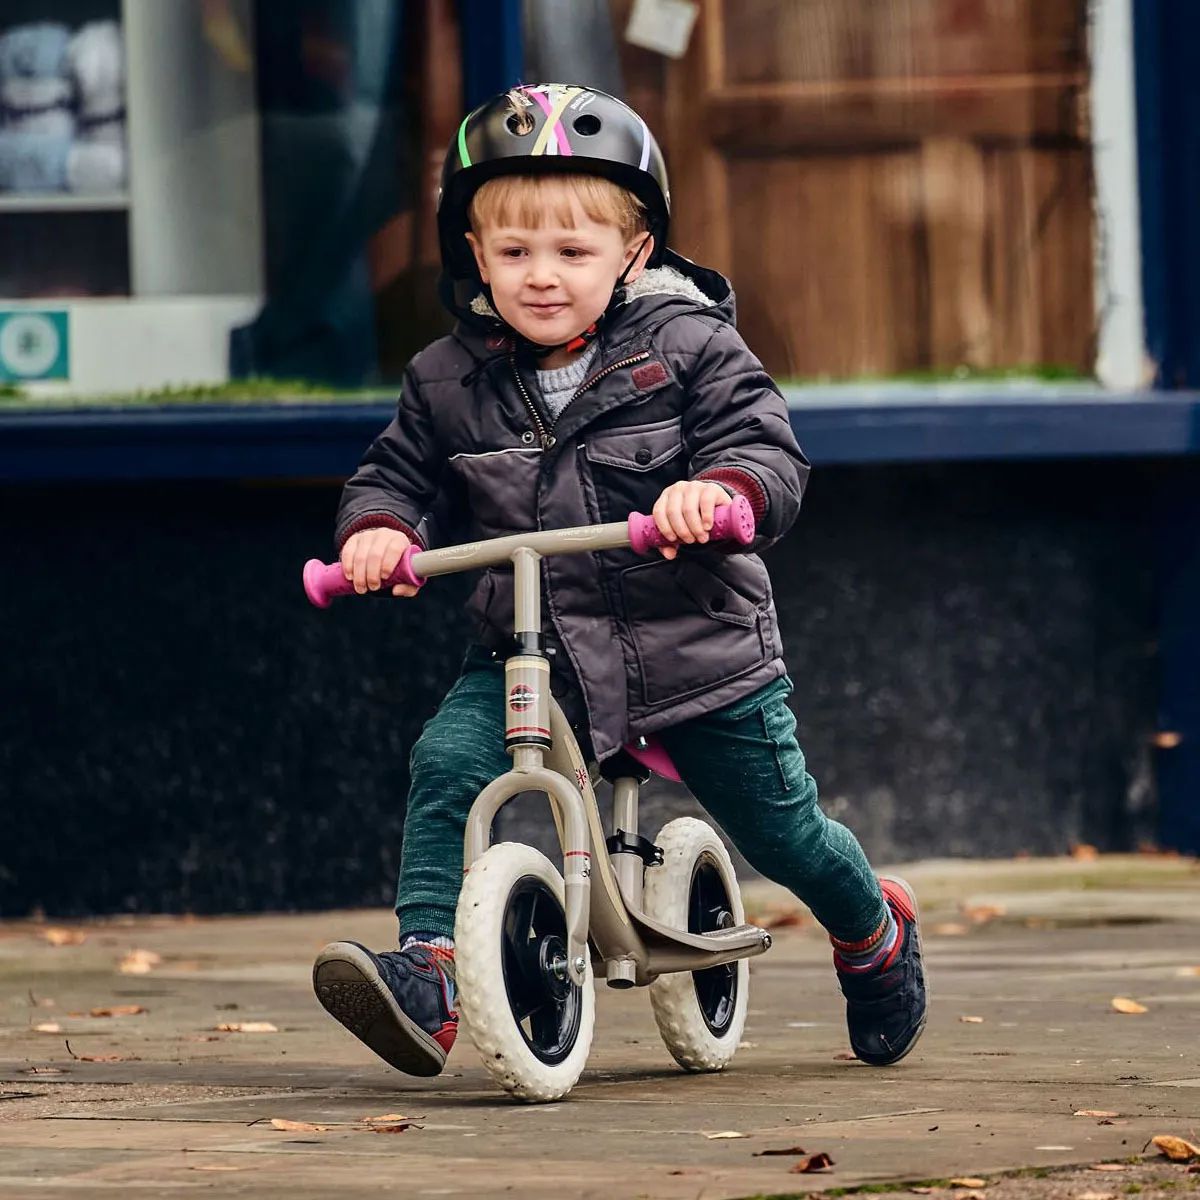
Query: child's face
[[466, 188, 651, 361]]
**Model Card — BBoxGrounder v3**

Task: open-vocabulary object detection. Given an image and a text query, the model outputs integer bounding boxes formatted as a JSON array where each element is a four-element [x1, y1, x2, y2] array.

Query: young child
[[313, 84, 926, 1076]]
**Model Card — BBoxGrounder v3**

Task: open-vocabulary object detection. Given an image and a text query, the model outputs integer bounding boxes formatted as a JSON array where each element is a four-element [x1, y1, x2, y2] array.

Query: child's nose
[[526, 257, 559, 287]]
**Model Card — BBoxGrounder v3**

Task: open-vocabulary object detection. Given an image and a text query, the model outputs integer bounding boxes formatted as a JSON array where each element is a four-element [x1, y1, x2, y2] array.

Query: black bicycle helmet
[[438, 83, 670, 283]]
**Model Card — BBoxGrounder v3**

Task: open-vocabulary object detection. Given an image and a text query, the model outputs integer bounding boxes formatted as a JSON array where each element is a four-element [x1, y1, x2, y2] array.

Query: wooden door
[[618, 0, 1094, 380]]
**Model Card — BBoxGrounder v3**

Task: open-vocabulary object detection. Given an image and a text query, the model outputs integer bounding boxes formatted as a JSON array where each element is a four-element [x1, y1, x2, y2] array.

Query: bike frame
[[404, 523, 773, 989]]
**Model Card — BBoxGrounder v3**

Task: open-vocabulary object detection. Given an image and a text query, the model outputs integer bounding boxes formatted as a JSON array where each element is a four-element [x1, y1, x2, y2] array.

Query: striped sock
[[831, 909, 899, 974], [401, 931, 457, 991]]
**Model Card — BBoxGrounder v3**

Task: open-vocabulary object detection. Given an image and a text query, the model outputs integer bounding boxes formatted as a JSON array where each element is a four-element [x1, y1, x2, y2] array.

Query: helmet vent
[[506, 110, 535, 136], [572, 113, 601, 136]]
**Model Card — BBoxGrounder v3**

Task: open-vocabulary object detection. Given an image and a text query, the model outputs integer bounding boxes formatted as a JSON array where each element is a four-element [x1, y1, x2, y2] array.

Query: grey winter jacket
[[336, 250, 810, 761]]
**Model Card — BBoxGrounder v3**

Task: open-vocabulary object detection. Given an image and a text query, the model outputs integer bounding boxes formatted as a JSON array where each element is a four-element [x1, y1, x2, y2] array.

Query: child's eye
[[500, 247, 525, 258], [561, 248, 588, 260]]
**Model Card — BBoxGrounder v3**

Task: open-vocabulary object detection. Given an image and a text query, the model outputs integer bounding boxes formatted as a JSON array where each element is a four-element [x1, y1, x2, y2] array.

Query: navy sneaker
[[835, 876, 927, 1066], [313, 941, 457, 1077]]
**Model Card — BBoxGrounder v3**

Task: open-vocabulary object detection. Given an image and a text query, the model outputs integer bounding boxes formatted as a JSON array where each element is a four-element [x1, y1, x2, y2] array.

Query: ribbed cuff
[[396, 903, 456, 942], [336, 512, 424, 553], [695, 466, 768, 523]]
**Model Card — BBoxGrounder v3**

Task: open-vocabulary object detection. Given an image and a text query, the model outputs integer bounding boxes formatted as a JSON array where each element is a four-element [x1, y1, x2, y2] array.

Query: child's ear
[[623, 233, 654, 285], [465, 232, 489, 283]]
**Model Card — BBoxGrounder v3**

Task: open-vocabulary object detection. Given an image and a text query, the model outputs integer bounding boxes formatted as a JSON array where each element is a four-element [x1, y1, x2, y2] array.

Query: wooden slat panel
[[704, 73, 1089, 152], [984, 145, 1095, 370], [722, 0, 1087, 86], [727, 152, 926, 378]]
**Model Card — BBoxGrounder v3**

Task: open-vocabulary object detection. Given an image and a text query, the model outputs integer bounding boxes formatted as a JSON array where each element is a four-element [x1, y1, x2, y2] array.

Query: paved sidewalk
[[1, 856, 1198, 1199]]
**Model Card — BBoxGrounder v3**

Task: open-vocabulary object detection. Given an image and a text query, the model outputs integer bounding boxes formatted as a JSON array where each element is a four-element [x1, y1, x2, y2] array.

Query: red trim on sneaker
[[831, 915, 890, 954], [881, 878, 916, 923], [432, 1017, 458, 1053]]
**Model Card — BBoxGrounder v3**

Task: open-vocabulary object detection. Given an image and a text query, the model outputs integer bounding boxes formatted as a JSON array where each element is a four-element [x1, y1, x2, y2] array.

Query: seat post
[[611, 776, 643, 909]]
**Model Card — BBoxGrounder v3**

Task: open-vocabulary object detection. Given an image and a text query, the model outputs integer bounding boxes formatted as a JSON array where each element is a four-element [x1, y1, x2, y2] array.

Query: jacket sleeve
[[334, 366, 450, 553], [681, 322, 811, 551]]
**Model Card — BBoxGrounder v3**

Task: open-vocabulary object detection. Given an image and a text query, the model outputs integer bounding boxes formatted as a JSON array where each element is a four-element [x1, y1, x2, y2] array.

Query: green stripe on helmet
[[457, 117, 471, 168]]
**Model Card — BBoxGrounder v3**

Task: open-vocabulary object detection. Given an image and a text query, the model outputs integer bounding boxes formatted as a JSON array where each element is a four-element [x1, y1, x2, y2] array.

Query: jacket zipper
[[509, 350, 651, 451]]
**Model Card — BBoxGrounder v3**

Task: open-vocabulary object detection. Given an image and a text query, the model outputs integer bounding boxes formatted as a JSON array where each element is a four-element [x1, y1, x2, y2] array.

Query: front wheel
[[454, 842, 595, 1102], [643, 818, 750, 1071]]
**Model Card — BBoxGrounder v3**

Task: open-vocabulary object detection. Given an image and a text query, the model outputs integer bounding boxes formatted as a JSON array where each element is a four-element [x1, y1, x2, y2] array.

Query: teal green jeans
[[397, 648, 886, 944]]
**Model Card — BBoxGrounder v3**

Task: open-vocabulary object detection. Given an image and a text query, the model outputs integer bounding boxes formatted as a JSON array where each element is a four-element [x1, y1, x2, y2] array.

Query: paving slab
[[0, 856, 1198, 1198]]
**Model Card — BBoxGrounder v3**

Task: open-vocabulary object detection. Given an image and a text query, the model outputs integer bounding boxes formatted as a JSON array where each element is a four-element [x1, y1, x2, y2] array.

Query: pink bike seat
[[622, 735, 682, 783]]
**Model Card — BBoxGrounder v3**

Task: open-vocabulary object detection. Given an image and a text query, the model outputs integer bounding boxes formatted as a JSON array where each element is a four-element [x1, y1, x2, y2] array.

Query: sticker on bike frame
[[508, 684, 537, 712]]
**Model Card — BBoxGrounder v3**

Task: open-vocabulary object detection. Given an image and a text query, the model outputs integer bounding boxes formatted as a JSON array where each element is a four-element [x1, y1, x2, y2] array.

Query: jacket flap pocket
[[585, 416, 683, 472]]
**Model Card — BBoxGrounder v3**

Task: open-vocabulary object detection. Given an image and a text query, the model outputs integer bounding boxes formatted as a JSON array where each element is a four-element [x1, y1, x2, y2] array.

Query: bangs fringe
[[469, 175, 646, 240]]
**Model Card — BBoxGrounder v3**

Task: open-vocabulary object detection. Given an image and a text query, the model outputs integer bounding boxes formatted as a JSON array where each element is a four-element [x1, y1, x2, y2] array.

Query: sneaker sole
[[313, 942, 447, 1077], [858, 875, 928, 1067]]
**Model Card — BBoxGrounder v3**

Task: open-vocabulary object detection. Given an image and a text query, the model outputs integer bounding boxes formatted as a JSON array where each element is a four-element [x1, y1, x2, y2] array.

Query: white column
[[1090, 0, 1151, 389]]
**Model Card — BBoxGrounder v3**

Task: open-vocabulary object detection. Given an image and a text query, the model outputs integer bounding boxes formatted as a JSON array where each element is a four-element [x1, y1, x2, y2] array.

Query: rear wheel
[[455, 842, 595, 1102], [643, 818, 749, 1071]]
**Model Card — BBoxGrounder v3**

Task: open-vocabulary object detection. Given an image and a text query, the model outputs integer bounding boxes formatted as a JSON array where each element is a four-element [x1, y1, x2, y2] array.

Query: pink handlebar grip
[[302, 545, 425, 608], [627, 493, 755, 556]]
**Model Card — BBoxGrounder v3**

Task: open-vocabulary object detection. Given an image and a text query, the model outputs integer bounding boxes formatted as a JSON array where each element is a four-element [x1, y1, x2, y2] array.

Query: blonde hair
[[469, 174, 647, 243]]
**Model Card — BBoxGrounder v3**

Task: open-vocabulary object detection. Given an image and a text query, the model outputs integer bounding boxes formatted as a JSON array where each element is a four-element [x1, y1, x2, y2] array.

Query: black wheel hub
[[500, 877, 583, 1065], [689, 855, 739, 1036]]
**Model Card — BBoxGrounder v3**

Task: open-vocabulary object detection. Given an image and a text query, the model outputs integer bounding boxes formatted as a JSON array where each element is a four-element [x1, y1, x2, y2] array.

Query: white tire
[[454, 842, 595, 1102], [643, 817, 749, 1071]]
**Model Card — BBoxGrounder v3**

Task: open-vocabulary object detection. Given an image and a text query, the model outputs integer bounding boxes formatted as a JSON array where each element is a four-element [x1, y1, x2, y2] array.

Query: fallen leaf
[[361, 1112, 421, 1124], [1187, 1165, 1200, 1174], [41, 927, 86, 947], [89, 1005, 146, 1018], [367, 1123, 414, 1134], [118, 949, 162, 975], [216, 1021, 278, 1033], [959, 1015, 985, 1024], [949, 1179, 986, 1188], [21, 1066, 64, 1075], [33, 1023, 62, 1033], [757, 907, 810, 930], [1074, 1192, 1116, 1200], [753, 1146, 808, 1157], [65, 1039, 136, 1063], [186, 1034, 221, 1042], [1148, 1134, 1200, 1162], [704, 1130, 747, 1139], [269, 1118, 331, 1132], [1071, 843, 1099, 861], [1087, 1163, 1128, 1172], [788, 1152, 834, 1173], [911, 1190, 938, 1196], [1175, 966, 1200, 978], [833, 1051, 858, 1060], [961, 903, 1006, 925], [1075, 1110, 1120, 1118], [932, 922, 969, 936], [1110, 997, 1147, 1015], [189, 1165, 244, 1172]]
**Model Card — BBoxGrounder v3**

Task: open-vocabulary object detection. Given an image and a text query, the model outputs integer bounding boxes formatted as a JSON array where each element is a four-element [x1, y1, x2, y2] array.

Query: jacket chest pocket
[[582, 416, 684, 519]]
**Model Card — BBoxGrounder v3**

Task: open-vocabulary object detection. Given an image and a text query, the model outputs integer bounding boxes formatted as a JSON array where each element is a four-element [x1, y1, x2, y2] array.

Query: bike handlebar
[[303, 494, 755, 609]]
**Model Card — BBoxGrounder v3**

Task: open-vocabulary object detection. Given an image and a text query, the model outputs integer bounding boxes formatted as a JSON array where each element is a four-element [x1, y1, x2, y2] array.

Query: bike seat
[[621, 735, 682, 783]]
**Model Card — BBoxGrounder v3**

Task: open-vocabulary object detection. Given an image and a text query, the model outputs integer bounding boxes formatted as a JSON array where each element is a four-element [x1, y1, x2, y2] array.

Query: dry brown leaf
[[33, 1022, 61, 1033], [704, 1130, 747, 1139], [1175, 966, 1200, 978], [1074, 1110, 1120, 1118], [1148, 1134, 1200, 1162], [911, 1190, 938, 1196], [833, 1051, 858, 1060], [22, 1066, 64, 1075], [367, 1123, 414, 1134], [949, 1179, 986, 1188], [753, 1145, 808, 1157], [362, 1112, 421, 1124], [932, 922, 969, 936], [959, 1015, 985, 1024], [1110, 997, 1147, 1015], [788, 1152, 834, 1173], [269, 1118, 331, 1133], [216, 1021, 278, 1033], [757, 906, 810, 930], [41, 927, 86, 946], [1074, 1192, 1116, 1200], [89, 1004, 146, 1018], [1087, 1163, 1128, 1172], [961, 903, 1006, 925], [1071, 843, 1100, 861], [118, 949, 161, 975]]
